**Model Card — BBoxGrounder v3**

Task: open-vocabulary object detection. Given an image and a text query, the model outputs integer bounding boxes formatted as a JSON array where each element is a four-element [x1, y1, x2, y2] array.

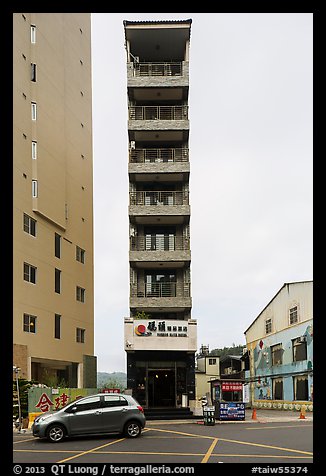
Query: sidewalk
[[147, 409, 313, 425]]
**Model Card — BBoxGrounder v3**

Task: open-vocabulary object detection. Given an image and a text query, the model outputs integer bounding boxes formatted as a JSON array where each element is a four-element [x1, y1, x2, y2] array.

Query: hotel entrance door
[[148, 369, 175, 407]]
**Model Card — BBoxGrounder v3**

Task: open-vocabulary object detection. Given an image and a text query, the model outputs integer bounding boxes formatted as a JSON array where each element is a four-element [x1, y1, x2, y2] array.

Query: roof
[[219, 354, 242, 362], [244, 280, 313, 334], [123, 19, 192, 26]]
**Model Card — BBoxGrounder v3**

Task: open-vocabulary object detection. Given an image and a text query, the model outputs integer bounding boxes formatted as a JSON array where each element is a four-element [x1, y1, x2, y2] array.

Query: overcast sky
[[91, 13, 313, 373]]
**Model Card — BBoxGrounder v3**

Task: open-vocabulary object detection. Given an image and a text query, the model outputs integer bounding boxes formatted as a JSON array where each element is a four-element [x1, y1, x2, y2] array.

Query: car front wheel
[[46, 424, 66, 443], [124, 420, 141, 438]]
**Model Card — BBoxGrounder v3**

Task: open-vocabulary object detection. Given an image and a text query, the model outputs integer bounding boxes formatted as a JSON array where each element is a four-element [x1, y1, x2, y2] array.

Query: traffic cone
[[299, 406, 306, 419], [252, 408, 257, 420]]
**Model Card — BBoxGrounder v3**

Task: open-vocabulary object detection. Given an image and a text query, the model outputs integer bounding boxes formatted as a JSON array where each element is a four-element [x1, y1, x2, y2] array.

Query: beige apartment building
[[13, 13, 96, 387]]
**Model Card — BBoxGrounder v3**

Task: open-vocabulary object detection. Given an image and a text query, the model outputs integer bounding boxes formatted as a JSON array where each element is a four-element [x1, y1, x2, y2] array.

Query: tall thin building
[[124, 19, 197, 412], [13, 13, 96, 387]]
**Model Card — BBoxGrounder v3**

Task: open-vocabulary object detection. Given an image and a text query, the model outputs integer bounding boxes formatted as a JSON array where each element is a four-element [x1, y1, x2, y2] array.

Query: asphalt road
[[13, 418, 313, 465]]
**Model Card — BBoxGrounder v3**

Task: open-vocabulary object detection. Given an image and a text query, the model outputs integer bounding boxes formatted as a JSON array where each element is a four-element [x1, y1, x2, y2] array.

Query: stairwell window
[[76, 246, 85, 263], [55, 233, 61, 258], [23, 313, 37, 333], [31, 102, 37, 120], [31, 63, 37, 82], [24, 262, 37, 283], [55, 314, 61, 339], [32, 141, 37, 159], [55, 268, 61, 294], [23, 213, 36, 236], [31, 25, 36, 43], [76, 327, 85, 343], [32, 180, 38, 197], [76, 286, 85, 302]]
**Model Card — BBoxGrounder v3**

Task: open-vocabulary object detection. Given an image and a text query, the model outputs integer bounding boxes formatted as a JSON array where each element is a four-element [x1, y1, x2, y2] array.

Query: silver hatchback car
[[32, 393, 146, 442]]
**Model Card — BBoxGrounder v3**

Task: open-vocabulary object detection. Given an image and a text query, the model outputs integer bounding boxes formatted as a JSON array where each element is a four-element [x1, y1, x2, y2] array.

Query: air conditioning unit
[[298, 336, 306, 343]]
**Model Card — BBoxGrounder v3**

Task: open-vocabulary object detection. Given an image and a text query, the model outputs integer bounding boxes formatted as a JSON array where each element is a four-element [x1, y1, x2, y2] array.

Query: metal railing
[[130, 235, 190, 251], [129, 148, 189, 163], [129, 105, 188, 121], [131, 282, 191, 298], [129, 190, 189, 206], [133, 62, 183, 77]]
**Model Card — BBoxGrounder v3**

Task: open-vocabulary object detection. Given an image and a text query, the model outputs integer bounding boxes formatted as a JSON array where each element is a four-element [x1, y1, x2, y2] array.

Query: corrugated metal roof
[[244, 280, 313, 335]]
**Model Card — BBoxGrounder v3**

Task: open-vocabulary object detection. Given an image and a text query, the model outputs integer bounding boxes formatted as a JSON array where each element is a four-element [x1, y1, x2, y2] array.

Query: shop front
[[127, 350, 195, 408], [210, 378, 245, 421]]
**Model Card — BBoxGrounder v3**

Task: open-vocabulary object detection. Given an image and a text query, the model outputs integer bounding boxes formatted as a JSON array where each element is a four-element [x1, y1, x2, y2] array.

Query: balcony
[[129, 105, 188, 121], [128, 148, 190, 180], [129, 191, 190, 223], [130, 190, 188, 206], [130, 148, 188, 163], [130, 282, 192, 310], [127, 61, 189, 88], [130, 235, 190, 266]]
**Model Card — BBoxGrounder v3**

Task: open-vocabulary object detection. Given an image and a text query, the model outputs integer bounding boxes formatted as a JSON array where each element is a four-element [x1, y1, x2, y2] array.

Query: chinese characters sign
[[218, 402, 245, 420], [221, 382, 243, 392], [134, 319, 188, 337], [35, 392, 71, 412]]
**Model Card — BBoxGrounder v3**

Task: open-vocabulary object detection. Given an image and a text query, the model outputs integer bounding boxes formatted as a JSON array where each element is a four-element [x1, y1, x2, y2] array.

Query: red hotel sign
[[221, 382, 243, 392]]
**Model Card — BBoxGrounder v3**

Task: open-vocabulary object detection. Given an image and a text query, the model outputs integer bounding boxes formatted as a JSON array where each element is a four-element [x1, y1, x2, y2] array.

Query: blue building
[[244, 281, 313, 411]]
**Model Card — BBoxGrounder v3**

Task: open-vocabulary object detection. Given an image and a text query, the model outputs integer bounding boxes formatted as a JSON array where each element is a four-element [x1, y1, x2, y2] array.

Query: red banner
[[221, 382, 243, 392]]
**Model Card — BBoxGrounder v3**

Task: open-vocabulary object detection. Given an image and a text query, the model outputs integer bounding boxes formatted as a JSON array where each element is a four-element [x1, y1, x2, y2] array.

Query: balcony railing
[[133, 62, 183, 77], [129, 105, 188, 121], [131, 282, 191, 298], [130, 190, 189, 206], [129, 148, 189, 163], [130, 235, 190, 251]]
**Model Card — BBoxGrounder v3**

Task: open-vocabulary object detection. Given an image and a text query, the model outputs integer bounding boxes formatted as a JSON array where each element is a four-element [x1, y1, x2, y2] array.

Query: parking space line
[[146, 427, 214, 440], [201, 438, 218, 463], [96, 450, 204, 457], [218, 437, 313, 455], [211, 453, 313, 460], [13, 437, 36, 444], [246, 424, 313, 430], [14, 449, 81, 454], [57, 437, 126, 463]]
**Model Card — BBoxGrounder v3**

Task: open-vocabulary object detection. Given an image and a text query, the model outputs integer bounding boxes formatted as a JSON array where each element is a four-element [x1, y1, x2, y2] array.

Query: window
[[32, 141, 37, 159], [76, 246, 85, 263], [293, 376, 308, 401], [292, 337, 307, 362], [23, 313, 36, 333], [76, 327, 85, 343], [23, 213, 36, 236], [208, 358, 217, 365], [31, 25, 36, 43], [55, 268, 61, 294], [289, 306, 298, 325], [76, 286, 85, 302], [32, 180, 38, 197], [272, 378, 283, 400], [55, 314, 61, 339], [24, 262, 36, 284], [55, 233, 61, 258], [31, 63, 37, 82], [103, 395, 128, 407], [265, 318, 272, 334], [271, 344, 283, 366], [72, 396, 100, 412], [31, 102, 37, 120]]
